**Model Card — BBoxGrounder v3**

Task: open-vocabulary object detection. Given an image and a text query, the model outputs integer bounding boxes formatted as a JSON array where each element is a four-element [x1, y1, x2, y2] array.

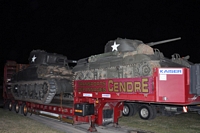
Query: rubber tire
[[8, 101, 12, 111], [22, 103, 28, 116], [123, 103, 134, 116], [139, 105, 154, 120], [151, 105, 157, 120], [130, 103, 138, 116], [15, 103, 20, 113]]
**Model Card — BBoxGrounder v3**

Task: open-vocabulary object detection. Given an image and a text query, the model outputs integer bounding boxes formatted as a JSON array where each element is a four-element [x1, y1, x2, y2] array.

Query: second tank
[[11, 50, 75, 104]]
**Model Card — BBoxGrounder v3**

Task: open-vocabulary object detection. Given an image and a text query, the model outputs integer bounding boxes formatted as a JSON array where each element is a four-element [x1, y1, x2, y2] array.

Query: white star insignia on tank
[[111, 41, 120, 51], [32, 55, 37, 62]]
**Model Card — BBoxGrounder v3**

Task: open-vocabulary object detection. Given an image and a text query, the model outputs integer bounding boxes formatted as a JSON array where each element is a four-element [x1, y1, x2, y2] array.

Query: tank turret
[[73, 37, 191, 80], [104, 37, 181, 53], [11, 50, 76, 104], [104, 38, 144, 52]]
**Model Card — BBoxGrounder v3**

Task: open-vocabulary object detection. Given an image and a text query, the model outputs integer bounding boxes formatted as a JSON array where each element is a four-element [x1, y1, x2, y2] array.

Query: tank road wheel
[[13, 85, 18, 95], [22, 103, 28, 116], [42, 82, 48, 94], [33, 83, 38, 99], [8, 101, 12, 111], [15, 103, 20, 113], [39, 82, 48, 99], [139, 105, 156, 120], [85, 71, 94, 80], [28, 85, 33, 98], [75, 72, 85, 80], [139, 63, 151, 76], [133, 64, 140, 77]]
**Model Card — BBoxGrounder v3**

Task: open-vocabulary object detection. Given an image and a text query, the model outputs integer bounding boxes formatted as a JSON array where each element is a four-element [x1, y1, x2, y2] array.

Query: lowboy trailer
[[3, 61, 200, 132]]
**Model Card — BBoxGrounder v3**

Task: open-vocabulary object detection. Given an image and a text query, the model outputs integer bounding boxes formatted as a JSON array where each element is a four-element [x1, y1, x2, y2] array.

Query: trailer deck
[[3, 61, 200, 132]]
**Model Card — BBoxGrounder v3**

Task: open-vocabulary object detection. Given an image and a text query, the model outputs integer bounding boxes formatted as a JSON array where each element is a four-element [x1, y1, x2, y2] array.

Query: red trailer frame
[[3, 61, 200, 132], [74, 67, 200, 105]]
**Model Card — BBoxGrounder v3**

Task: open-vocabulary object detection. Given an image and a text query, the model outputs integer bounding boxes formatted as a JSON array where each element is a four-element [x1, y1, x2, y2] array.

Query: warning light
[[95, 99, 99, 104], [75, 109, 83, 113]]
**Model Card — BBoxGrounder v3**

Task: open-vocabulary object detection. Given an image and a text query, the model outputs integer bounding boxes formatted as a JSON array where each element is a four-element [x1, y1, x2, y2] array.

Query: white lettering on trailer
[[83, 93, 92, 97], [159, 69, 183, 74], [102, 94, 111, 98]]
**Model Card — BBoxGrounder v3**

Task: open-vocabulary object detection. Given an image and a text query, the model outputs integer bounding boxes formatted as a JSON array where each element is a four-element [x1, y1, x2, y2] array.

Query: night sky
[[1, 0, 200, 81]]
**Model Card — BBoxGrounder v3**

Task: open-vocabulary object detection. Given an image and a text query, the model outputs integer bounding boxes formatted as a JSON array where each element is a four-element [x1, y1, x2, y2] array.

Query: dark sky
[[1, 0, 200, 79]]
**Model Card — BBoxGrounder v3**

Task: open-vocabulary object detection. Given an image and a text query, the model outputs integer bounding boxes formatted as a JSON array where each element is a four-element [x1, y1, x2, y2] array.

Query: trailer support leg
[[88, 115, 97, 132], [113, 122, 120, 128], [113, 102, 123, 128]]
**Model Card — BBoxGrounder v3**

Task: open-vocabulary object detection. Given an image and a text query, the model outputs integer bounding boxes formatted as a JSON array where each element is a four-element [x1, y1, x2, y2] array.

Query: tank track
[[74, 61, 160, 80], [11, 79, 57, 104]]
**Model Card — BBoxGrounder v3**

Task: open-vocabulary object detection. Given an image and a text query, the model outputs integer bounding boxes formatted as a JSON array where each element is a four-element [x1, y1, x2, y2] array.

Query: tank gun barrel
[[147, 37, 181, 46]]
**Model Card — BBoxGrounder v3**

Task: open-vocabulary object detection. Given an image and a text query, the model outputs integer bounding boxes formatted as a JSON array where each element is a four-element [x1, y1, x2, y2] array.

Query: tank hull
[[11, 65, 73, 104], [11, 79, 61, 104]]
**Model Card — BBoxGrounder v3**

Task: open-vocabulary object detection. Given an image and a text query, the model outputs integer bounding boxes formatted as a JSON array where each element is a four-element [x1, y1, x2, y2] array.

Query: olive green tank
[[73, 37, 192, 80], [11, 50, 76, 104]]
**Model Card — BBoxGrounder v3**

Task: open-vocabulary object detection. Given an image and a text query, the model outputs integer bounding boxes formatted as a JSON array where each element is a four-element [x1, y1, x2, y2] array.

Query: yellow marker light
[[75, 109, 83, 113], [95, 99, 99, 104]]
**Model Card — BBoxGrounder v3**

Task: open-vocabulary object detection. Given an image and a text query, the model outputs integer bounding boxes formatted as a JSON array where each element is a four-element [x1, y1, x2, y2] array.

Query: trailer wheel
[[198, 111, 200, 115], [151, 105, 157, 119], [22, 103, 28, 116], [123, 103, 135, 116], [139, 105, 154, 120], [8, 101, 12, 111], [15, 103, 20, 113], [131, 103, 138, 116]]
